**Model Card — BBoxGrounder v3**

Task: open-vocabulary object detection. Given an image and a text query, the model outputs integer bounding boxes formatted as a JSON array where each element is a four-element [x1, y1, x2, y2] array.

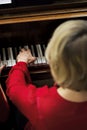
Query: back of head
[[45, 19, 87, 91]]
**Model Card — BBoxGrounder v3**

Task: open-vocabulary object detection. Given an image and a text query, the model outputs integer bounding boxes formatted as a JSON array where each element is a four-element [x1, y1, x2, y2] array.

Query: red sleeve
[[6, 62, 38, 124]]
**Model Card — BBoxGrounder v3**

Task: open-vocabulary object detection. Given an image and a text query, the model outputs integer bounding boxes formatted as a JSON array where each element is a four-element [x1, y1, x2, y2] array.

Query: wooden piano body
[[0, 1, 87, 129]]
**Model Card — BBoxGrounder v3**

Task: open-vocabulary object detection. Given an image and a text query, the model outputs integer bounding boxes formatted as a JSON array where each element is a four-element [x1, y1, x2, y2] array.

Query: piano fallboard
[[0, 64, 52, 80]]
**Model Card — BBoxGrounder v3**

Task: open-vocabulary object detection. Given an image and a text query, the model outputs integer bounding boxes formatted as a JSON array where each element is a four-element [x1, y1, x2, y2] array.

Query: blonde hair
[[45, 20, 87, 91]]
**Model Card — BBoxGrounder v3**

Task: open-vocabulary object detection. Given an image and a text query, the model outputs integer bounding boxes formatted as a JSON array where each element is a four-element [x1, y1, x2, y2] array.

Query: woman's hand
[[17, 48, 36, 64], [0, 65, 6, 74]]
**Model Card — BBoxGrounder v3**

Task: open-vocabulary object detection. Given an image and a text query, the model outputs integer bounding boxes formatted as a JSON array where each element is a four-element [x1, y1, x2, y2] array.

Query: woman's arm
[[6, 49, 38, 121]]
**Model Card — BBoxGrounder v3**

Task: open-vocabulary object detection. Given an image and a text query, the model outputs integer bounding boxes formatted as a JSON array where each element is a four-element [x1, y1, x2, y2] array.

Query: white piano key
[[38, 44, 46, 63], [7, 47, 16, 66], [42, 44, 47, 63], [2, 48, 8, 65], [38, 44, 43, 57], [36, 44, 42, 64]]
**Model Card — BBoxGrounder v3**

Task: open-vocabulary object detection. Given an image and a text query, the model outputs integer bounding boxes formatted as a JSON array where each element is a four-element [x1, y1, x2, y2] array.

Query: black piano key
[[12, 47, 16, 59], [16, 46, 20, 54], [41, 44, 45, 56], [5, 48, 9, 60], [30, 45, 36, 57], [33, 45, 38, 57]]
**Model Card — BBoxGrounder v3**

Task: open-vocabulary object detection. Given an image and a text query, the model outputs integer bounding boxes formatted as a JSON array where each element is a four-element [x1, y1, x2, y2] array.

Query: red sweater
[[6, 62, 87, 130]]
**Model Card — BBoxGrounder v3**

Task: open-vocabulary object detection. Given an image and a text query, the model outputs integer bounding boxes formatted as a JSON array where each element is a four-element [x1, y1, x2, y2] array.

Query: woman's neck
[[57, 87, 87, 102]]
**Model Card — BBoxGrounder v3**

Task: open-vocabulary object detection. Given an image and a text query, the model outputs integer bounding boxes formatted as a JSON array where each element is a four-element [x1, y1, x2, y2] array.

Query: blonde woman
[[6, 20, 87, 130]]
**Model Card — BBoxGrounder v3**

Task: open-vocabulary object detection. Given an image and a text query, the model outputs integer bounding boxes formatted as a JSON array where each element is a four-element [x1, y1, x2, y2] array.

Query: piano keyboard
[[0, 44, 47, 67]]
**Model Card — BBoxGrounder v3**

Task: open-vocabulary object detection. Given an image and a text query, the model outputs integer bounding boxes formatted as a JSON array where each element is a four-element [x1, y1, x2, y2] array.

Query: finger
[[0, 65, 6, 73], [20, 48, 25, 52], [28, 57, 36, 63]]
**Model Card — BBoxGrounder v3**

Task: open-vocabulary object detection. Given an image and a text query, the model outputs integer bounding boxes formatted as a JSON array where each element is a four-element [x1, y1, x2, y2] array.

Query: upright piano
[[0, 1, 87, 129], [0, 0, 87, 88]]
